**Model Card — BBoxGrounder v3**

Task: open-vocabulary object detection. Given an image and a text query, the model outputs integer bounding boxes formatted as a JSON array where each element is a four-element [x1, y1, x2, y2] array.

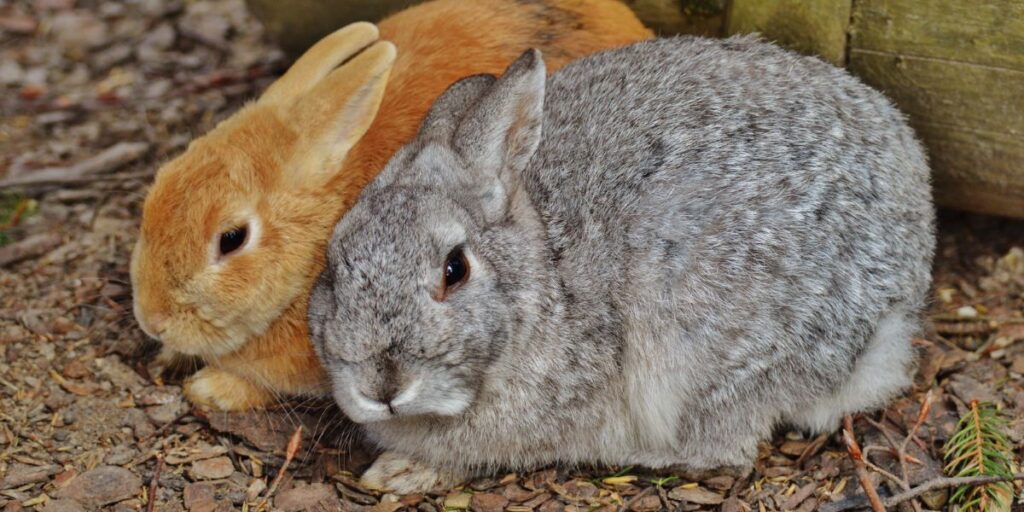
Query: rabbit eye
[[443, 246, 470, 293], [218, 225, 248, 256]]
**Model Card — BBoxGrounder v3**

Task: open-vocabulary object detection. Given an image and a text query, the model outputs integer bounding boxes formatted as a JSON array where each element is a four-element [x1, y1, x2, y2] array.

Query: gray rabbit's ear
[[453, 49, 546, 221], [418, 74, 496, 142]]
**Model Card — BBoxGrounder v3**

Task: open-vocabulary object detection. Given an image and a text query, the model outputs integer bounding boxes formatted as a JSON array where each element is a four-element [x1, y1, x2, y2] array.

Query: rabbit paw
[[184, 368, 275, 411], [360, 451, 465, 494]]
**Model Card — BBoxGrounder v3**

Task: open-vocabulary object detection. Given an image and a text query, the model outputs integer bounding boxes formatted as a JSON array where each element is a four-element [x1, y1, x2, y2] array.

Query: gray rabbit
[[308, 36, 935, 493]]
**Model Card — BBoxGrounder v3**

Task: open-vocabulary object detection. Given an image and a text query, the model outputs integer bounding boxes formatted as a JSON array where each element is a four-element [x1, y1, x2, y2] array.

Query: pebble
[[95, 356, 146, 392], [40, 500, 86, 512], [668, 486, 724, 505], [0, 463, 61, 489], [51, 11, 109, 50], [61, 360, 90, 379], [183, 482, 215, 509], [137, 386, 183, 406], [103, 445, 139, 466], [1011, 355, 1024, 375], [55, 466, 141, 507], [470, 492, 508, 512], [52, 430, 69, 442], [956, 305, 979, 318], [702, 475, 735, 492], [273, 483, 339, 512], [244, 478, 266, 501], [502, 483, 538, 502], [189, 457, 234, 480], [443, 492, 472, 510], [538, 500, 565, 512], [560, 480, 597, 499], [145, 399, 187, 425], [629, 495, 662, 512]]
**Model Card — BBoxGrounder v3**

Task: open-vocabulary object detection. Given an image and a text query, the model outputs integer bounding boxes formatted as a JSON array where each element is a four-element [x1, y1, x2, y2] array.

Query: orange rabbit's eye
[[219, 225, 248, 256]]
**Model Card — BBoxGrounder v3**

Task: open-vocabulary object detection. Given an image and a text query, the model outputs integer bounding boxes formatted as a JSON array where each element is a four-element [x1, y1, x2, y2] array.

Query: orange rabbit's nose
[[148, 313, 168, 333], [136, 305, 169, 339]]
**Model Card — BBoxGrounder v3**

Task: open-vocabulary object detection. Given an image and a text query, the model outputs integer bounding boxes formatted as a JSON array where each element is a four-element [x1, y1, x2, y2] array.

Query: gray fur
[[309, 36, 935, 485]]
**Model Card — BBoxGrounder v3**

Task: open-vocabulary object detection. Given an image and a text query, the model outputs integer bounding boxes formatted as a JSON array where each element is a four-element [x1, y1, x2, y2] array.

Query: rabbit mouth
[[336, 376, 474, 424]]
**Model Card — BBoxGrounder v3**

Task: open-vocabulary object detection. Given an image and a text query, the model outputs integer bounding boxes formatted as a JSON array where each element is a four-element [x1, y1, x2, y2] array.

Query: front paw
[[360, 451, 466, 494], [184, 368, 275, 411]]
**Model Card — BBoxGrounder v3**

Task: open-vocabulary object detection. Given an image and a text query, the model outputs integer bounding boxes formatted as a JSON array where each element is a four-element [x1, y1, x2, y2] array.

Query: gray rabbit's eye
[[441, 246, 470, 297]]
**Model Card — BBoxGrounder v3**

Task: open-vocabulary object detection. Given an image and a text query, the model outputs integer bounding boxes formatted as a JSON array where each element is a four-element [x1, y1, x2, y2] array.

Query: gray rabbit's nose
[[372, 355, 401, 408], [350, 377, 423, 417]]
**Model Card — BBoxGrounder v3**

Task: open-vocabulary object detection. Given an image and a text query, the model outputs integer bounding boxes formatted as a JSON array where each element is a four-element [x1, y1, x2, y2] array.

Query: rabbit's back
[[528, 36, 934, 427]]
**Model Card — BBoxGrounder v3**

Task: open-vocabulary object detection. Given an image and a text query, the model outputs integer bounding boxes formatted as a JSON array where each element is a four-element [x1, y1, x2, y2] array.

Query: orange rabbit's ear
[[259, 21, 381, 106], [286, 40, 396, 187]]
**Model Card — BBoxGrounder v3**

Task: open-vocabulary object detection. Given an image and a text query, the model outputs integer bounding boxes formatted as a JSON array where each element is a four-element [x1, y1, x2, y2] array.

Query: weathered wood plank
[[725, 0, 852, 65], [626, 0, 727, 37], [849, 50, 1024, 216], [848, 49, 1024, 136], [851, 0, 1024, 70], [925, 124, 1024, 218]]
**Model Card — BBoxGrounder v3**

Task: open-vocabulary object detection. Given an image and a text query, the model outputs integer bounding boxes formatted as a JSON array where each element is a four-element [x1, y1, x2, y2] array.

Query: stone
[[183, 482, 215, 509], [145, 399, 187, 425], [668, 486, 724, 505], [94, 356, 146, 392], [444, 492, 472, 510], [273, 483, 340, 512], [502, 484, 537, 503], [560, 480, 598, 499], [629, 495, 662, 512], [103, 445, 139, 466], [1011, 355, 1024, 375], [0, 464, 61, 489], [470, 492, 508, 512], [539, 500, 565, 512], [702, 475, 735, 492], [189, 457, 234, 480], [782, 483, 818, 510], [51, 11, 109, 50], [55, 466, 141, 507], [40, 500, 86, 512]]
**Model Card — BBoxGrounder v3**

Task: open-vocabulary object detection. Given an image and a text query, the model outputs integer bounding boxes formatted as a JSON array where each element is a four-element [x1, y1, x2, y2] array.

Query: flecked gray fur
[[308, 36, 935, 488]]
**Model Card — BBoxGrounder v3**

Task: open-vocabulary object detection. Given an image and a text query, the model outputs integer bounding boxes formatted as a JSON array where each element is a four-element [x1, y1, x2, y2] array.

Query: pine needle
[[942, 400, 1016, 511]]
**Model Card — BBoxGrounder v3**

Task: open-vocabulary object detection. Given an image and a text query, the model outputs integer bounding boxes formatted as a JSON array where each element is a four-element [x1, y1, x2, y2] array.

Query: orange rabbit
[[131, 0, 651, 411]]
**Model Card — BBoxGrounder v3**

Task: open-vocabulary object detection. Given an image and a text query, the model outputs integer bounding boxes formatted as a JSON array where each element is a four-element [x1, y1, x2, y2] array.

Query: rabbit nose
[[371, 356, 401, 410], [148, 313, 169, 333]]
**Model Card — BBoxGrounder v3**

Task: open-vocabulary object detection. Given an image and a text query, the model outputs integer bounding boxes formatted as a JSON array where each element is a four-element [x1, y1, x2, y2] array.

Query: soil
[[1, 1, 1022, 511]]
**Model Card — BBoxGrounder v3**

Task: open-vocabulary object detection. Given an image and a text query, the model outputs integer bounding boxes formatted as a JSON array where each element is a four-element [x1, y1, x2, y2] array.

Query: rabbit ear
[[260, 22, 380, 106], [418, 74, 496, 142], [453, 49, 546, 221], [287, 40, 397, 185]]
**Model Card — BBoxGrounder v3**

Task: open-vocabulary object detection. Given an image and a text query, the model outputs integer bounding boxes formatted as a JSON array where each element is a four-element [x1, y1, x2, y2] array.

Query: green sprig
[[943, 400, 1016, 511]]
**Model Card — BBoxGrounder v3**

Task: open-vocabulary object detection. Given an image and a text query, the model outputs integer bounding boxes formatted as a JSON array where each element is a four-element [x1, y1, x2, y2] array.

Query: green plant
[[943, 400, 1016, 511]]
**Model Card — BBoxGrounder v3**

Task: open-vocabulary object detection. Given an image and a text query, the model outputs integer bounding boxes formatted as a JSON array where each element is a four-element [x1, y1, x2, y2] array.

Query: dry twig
[[882, 473, 1024, 508], [0, 142, 150, 191], [843, 415, 886, 512], [253, 425, 303, 512], [146, 452, 164, 512]]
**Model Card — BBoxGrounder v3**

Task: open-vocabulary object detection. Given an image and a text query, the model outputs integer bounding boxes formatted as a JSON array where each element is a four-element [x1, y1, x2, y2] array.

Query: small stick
[[895, 390, 933, 512], [882, 473, 1024, 508], [254, 425, 303, 512], [618, 485, 655, 512], [146, 452, 164, 512], [863, 445, 922, 466], [141, 410, 190, 442], [843, 416, 886, 512]]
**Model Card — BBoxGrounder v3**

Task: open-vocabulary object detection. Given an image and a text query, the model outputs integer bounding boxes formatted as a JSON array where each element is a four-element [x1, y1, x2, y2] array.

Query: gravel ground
[[1, 1, 1022, 511]]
